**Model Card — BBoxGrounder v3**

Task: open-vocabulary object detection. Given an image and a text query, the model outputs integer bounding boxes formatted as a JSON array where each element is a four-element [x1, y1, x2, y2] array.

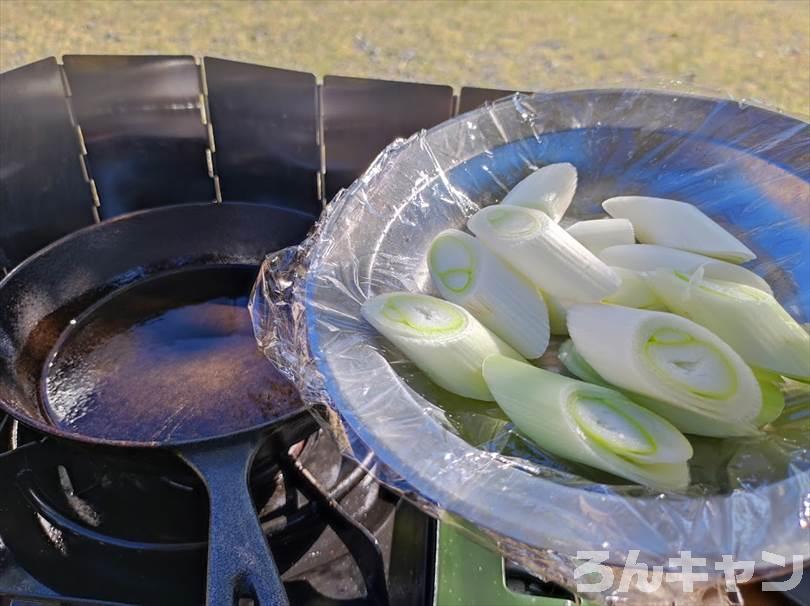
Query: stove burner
[[0, 418, 398, 604]]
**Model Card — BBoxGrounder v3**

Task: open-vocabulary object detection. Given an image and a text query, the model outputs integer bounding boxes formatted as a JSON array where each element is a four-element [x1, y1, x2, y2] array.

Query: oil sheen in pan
[[41, 265, 301, 443]]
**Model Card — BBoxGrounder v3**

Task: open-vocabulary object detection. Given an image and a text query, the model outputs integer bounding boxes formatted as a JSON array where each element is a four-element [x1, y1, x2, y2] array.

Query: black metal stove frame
[[0, 416, 434, 605]]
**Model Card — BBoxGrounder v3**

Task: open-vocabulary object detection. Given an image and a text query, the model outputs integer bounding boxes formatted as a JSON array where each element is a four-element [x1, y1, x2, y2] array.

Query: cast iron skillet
[[0, 201, 317, 605]]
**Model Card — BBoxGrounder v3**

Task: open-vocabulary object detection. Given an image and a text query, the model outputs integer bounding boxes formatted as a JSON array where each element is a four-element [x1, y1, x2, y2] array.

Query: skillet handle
[[178, 433, 289, 606]]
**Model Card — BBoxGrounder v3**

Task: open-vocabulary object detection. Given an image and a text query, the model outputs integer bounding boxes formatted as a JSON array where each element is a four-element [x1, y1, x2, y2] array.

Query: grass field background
[[1, 0, 808, 116]]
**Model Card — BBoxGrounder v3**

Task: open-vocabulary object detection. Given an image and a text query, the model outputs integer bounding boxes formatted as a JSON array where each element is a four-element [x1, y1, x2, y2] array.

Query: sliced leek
[[567, 304, 763, 427], [559, 339, 773, 436], [428, 229, 550, 359], [566, 218, 635, 255], [544, 291, 575, 336], [482, 354, 692, 491], [603, 267, 664, 310], [361, 293, 523, 401], [558, 339, 609, 386], [501, 163, 577, 222], [602, 197, 755, 263], [599, 244, 772, 294], [626, 392, 762, 437], [753, 369, 786, 426], [468, 206, 621, 301], [646, 269, 810, 380]]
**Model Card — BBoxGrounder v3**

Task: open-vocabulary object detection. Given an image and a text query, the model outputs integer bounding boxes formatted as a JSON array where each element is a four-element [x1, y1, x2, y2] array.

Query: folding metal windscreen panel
[[0, 58, 96, 268], [0, 55, 508, 273]]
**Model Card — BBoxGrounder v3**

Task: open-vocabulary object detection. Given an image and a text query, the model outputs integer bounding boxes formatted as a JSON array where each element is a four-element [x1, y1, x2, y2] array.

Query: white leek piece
[[752, 369, 786, 426], [603, 267, 664, 310], [646, 269, 810, 380], [599, 244, 771, 294], [428, 229, 550, 359], [567, 304, 763, 426], [501, 163, 577, 222], [361, 293, 523, 401], [558, 339, 610, 386], [544, 291, 575, 336], [625, 393, 762, 437], [566, 218, 635, 255], [602, 197, 755, 263], [482, 355, 692, 491], [559, 339, 772, 436], [468, 206, 620, 301]]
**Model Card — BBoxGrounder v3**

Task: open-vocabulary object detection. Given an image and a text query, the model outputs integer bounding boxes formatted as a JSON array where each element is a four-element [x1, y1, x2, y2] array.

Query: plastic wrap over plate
[[250, 89, 810, 604]]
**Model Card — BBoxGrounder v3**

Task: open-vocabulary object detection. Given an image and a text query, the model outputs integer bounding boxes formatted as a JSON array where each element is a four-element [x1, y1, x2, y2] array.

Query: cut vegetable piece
[[558, 339, 610, 386], [501, 163, 577, 222], [428, 229, 550, 359], [566, 218, 635, 255], [625, 392, 761, 437], [544, 291, 574, 336], [602, 197, 755, 263], [599, 244, 771, 294], [361, 293, 523, 401], [753, 369, 786, 426], [646, 269, 810, 380], [567, 304, 762, 426], [561, 339, 776, 435], [468, 206, 620, 302], [773, 378, 810, 432], [603, 267, 664, 310], [482, 355, 691, 491]]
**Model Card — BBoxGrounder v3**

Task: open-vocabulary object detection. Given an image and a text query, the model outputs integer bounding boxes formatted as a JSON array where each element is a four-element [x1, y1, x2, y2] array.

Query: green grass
[[1, 0, 808, 116]]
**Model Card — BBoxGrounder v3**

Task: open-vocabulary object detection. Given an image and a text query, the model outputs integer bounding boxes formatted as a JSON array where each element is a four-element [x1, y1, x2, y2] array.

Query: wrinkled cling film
[[250, 88, 810, 605]]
